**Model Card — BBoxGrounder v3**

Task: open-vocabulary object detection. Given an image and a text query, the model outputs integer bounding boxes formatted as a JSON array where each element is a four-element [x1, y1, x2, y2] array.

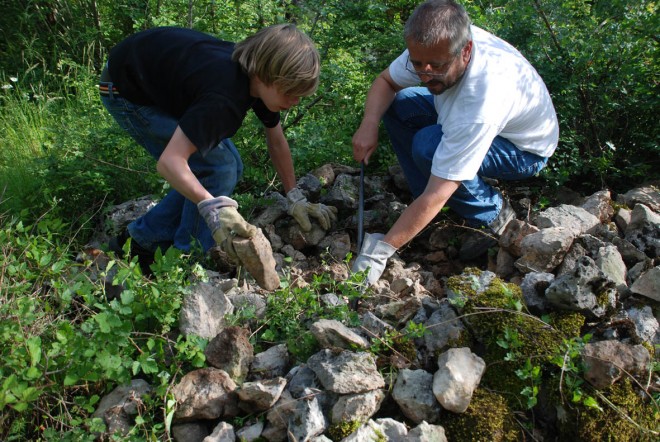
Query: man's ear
[[462, 40, 473, 63]]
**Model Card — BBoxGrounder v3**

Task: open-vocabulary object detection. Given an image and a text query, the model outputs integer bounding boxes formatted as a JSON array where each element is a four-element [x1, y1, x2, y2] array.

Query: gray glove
[[198, 196, 257, 262], [351, 233, 397, 286], [287, 187, 338, 231]]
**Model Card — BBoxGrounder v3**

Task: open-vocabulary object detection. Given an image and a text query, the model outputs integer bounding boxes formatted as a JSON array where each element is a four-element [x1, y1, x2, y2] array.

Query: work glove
[[286, 187, 338, 231], [198, 196, 257, 263], [351, 233, 397, 286]]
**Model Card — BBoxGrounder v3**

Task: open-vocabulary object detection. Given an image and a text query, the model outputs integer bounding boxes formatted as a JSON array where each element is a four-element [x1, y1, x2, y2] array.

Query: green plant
[[228, 263, 364, 362], [369, 321, 426, 370], [0, 209, 206, 440], [548, 334, 602, 411]]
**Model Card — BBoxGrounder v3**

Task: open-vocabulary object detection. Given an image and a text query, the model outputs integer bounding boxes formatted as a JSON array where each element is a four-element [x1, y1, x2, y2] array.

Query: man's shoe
[[490, 198, 517, 236]]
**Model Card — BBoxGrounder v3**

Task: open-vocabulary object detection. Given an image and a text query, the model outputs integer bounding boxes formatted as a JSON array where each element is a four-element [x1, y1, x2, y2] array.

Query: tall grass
[[0, 62, 160, 244], [0, 76, 55, 213]]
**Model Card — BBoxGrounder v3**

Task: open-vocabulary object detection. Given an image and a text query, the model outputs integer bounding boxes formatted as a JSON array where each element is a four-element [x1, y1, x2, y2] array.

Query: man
[[352, 0, 558, 285], [100, 24, 336, 273]]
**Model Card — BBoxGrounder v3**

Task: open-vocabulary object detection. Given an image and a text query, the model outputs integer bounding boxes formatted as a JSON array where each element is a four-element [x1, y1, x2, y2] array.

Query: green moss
[[440, 389, 519, 441], [548, 311, 585, 338], [327, 420, 363, 441], [449, 269, 589, 412], [559, 378, 660, 441]]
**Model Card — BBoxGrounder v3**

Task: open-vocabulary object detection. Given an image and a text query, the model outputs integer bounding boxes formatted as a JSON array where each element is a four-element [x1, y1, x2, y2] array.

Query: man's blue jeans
[[101, 94, 243, 253], [383, 87, 548, 228]]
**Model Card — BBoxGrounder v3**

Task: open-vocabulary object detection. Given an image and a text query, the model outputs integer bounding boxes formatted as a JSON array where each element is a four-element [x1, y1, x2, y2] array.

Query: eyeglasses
[[405, 55, 455, 80]]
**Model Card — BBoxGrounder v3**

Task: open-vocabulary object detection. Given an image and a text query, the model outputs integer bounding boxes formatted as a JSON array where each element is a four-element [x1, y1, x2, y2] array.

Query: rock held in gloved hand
[[232, 228, 280, 290]]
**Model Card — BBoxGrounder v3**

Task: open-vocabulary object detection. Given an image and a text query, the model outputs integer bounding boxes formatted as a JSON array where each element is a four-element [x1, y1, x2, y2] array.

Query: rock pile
[[91, 165, 659, 441]]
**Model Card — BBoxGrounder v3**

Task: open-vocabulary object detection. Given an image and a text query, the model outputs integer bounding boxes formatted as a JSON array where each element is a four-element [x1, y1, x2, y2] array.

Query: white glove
[[351, 233, 397, 285], [287, 187, 338, 231], [198, 196, 257, 262]]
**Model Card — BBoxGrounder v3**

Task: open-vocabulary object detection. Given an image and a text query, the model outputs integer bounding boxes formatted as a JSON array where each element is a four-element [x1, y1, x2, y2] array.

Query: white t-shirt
[[389, 26, 559, 181]]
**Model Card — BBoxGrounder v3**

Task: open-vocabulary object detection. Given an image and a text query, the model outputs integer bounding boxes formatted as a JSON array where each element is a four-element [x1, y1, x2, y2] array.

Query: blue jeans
[[101, 92, 243, 253], [383, 87, 547, 228]]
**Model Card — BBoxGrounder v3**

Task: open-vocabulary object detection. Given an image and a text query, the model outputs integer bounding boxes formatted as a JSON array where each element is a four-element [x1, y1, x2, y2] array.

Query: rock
[[629, 266, 660, 302], [237, 377, 287, 411], [307, 349, 385, 394], [179, 283, 233, 339], [582, 340, 651, 389], [330, 389, 385, 424], [309, 319, 370, 350], [205, 326, 254, 383], [93, 379, 152, 438], [432, 348, 486, 413], [232, 228, 280, 290], [172, 368, 238, 422], [391, 369, 441, 424]]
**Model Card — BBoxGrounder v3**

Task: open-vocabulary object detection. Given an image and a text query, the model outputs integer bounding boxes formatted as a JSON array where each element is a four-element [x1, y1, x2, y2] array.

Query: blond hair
[[233, 24, 320, 97]]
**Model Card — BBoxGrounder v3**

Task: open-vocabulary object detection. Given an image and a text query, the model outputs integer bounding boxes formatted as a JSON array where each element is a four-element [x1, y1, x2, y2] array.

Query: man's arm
[[265, 123, 297, 193], [156, 125, 213, 204], [384, 175, 461, 248], [353, 68, 402, 164]]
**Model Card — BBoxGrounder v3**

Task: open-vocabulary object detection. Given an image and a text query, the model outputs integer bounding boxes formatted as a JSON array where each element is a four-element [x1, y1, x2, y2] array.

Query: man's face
[[405, 38, 472, 95]]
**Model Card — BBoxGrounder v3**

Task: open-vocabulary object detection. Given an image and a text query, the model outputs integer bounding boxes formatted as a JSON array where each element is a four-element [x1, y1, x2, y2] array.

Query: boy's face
[[251, 78, 300, 112]]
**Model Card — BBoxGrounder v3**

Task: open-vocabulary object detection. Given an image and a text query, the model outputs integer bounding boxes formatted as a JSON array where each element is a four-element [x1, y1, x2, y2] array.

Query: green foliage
[[227, 265, 364, 363], [548, 333, 603, 411], [0, 210, 204, 440], [369, 321, 426, 370], [467, 0, 659, 192], [0, 1, 658, 439]]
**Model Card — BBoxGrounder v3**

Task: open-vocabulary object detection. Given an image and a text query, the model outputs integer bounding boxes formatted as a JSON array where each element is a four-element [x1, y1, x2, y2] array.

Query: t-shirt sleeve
[[252, 99, 280, 128], [431, 123, 501, 181], [388, 50, 422, 88]]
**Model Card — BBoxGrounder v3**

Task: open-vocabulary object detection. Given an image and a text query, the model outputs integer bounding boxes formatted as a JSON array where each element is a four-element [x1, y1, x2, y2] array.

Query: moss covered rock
[[439, 389, 519, 441]]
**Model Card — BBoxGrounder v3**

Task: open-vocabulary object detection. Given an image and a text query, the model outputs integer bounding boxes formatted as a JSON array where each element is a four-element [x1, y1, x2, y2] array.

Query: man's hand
[[198, 196, 257, 262], [351, 232, 397, 286], [286, 187, 338, 231], [352, 121, 380, 165]]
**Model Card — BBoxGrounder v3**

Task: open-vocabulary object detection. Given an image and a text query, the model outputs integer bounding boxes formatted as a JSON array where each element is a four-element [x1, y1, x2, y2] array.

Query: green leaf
[[25, 366, 41, 380], [582, 396, 603, 411], [63, 373, 79, 386], [27, 335, 42, 366], [120, 289, 135, 305]]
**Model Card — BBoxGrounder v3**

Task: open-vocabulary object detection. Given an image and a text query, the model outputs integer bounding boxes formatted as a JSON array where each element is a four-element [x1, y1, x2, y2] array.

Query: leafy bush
[[0, 210, 204, 440]]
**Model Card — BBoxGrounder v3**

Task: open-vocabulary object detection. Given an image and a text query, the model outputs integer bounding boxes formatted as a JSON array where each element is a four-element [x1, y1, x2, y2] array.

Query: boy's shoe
[[108, 228, 155, 275]]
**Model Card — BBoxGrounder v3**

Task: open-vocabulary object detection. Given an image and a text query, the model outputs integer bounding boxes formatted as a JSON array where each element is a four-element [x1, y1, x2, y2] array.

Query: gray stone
[[307, 349, 385, 394], [630, 266, 660, 302], [203, 421, 235, 442], [172, 368, 238, 422], [179, 282, 233, 339], [250, 344, 290, 380], [515, 227, 575, 274], [432, 348, 486, 413], [309, 319, 370, 350], [406, 421, 448, 442], [232, 228, 280, 290], [391, 369, 441, 424], [582, 340, 651, 389]]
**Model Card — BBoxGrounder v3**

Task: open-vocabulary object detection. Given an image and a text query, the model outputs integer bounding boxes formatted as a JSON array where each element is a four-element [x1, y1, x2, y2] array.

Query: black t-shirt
[[107, 27, 280, 156]]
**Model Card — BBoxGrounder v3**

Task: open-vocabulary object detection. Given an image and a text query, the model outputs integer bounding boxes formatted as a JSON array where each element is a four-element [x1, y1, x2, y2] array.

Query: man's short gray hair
[[404, 0, 472, 55]]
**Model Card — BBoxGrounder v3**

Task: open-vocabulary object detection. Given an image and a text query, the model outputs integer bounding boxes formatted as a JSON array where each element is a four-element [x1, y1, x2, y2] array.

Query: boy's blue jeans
[[101, 93, 243, 253], [383, 87, 548, 228]]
